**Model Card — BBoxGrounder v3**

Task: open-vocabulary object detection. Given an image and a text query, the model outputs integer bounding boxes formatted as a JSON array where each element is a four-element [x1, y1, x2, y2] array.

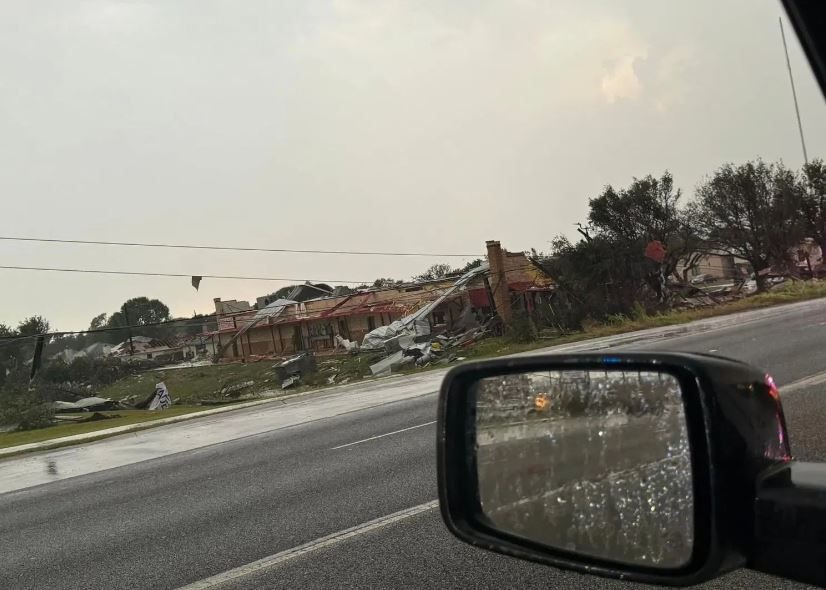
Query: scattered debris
[[148, 382, 172, 410], [281, 375, 301, 389], [334, 335, 359, 353], [52, 397, 120, 413], [55, 412, 118, 423], [220, 380, 255, 398], [273, 352, 317, 382], [369, 350, 413, 376], [361, 263, 490, 351]]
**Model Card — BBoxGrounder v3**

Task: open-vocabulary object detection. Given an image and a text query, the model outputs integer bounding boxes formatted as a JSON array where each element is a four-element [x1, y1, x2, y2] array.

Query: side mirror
[[436, 353, 824, 586]]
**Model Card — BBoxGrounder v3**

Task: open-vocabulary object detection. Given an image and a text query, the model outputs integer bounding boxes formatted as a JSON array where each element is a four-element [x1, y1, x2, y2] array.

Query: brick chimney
[[213, 297, 222, 315], [486, 240, 511, 324]]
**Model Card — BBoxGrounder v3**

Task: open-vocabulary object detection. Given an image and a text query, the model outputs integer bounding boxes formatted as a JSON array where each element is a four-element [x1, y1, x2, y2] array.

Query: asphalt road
[[3, 300, 826, 589]]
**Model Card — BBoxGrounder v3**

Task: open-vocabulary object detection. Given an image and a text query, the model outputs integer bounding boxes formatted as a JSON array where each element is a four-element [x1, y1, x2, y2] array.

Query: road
[[2, 299, 826, 589]]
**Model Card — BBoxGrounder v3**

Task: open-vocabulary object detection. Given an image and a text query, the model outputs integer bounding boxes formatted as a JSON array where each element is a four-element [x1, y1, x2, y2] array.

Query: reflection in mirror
[[474, 369, 693, 568]]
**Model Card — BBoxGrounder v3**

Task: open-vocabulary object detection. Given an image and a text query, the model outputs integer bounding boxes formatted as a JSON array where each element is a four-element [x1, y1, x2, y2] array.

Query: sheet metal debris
[[52, 397, 120, 412], [361, 263, 489, 352], [273, 352, 317, 382]]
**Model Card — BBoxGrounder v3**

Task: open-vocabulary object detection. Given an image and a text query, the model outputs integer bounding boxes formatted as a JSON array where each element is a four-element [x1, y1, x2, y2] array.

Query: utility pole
[[123, 305, 135, 357], [779, 16, 809, 166], [29, 335, 45, 381]]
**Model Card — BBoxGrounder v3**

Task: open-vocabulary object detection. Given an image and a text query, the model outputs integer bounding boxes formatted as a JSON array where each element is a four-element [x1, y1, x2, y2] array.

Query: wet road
[[2, 299, 826, 589]]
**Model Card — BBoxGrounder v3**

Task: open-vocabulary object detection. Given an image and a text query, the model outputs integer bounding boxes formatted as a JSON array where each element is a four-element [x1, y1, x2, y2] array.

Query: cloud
[[601, 55, 644, 103]]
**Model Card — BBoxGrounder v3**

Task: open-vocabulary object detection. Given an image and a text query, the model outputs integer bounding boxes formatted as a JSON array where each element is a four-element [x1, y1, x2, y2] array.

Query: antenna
[[779, 16, 809, 165]]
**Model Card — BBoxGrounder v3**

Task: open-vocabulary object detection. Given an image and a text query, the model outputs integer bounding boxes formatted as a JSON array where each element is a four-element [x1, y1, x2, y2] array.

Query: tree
[[17, 316, 50, 337], [695, 160, 804, 290], [414, 263, 453, 282], [541, 231, 651, 328], [587, 171, 702, 301], [800, 159, 826, 256], [372, 278, 401, 288], [89, 313, 108, 331], [456, 258, 484, 274], [110, 298, 171, 327], [106, 297, 172, 343]]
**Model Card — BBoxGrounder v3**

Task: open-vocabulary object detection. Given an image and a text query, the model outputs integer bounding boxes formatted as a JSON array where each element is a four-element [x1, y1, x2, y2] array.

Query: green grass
[[0, 406, 205, 449], [97, 361, 279, 404]]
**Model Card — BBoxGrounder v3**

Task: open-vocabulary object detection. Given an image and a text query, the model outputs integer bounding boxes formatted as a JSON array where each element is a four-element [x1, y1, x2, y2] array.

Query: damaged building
[[211, 240, 554, 361]]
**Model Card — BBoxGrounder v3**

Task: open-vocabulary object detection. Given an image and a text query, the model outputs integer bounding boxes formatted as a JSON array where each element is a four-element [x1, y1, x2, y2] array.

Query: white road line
[[331, 420, 437, 450], [781, 371, 826, 395], [177, 500, 439, 589]]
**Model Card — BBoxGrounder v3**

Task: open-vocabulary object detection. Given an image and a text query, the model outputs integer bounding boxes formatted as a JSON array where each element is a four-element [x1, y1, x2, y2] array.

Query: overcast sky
[[2, 0, 826, 332]]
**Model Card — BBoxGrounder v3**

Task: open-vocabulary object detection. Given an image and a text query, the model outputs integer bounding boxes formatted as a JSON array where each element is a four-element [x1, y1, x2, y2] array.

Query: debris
[[361, 263, 490, 351], [52, 397, 120, 413], [148, 382, 172, 410], [369, 351, 414, 376], [453, 305, 480, 332], [220, 380, 255, 398], [273, 352, 317, 382], [54, 412, 117, 423], [334, 335, 359, 353], [327, 374, 338, 384], [281, 375, 301, 389]]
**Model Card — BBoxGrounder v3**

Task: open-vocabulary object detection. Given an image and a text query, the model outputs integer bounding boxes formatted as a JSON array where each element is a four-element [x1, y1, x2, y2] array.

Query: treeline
[[537, 158, 826, 330]]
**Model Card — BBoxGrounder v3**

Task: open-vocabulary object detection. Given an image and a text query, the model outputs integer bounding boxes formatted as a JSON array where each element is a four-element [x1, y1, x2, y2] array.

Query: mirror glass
[[473, 369, 693, 568]]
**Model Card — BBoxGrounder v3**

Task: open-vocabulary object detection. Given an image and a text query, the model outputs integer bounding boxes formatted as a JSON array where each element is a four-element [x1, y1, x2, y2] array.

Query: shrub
[[507, 310, 536, 343], [0, 372, 54, 430]]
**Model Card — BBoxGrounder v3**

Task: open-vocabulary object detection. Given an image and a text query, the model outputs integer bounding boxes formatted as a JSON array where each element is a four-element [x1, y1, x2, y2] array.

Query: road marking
[[331, 420, 437, 450], [781, 371, 826, 395], [177, 500, 439, 589]]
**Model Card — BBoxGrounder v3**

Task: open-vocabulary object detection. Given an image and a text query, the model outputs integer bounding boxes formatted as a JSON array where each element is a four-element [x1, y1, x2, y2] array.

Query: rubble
[[360, 264, 494, 375], [273, 352, 317, 382], [220, 380, 255, 397], [281, 375, 301, 389], [54, 411, 118, 423], [360, 263, 490, 351], [334, 335, 359, 354], [366, 316, 496, 375], [52, 397, 120, 413], [369, 350, 413, 376]]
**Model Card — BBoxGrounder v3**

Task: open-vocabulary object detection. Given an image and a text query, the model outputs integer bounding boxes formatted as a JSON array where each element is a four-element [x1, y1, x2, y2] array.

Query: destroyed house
[[213, 241, 554, 361], [213, 279, 468, 359]]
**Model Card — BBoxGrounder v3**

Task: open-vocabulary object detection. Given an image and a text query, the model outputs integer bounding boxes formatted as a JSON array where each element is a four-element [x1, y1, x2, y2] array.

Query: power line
[[0, 258, 538, 286], [0, 265, 373, 284], [0, 236, 480, 258], [0, 262, 546, 342]]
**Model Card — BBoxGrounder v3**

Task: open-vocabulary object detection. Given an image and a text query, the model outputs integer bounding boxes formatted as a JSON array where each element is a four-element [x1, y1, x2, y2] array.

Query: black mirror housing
[[436, 352, 792, 586]]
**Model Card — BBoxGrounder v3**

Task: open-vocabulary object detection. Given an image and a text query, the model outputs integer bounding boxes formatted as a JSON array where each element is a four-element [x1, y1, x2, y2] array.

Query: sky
[[2, 0, 826, 332]]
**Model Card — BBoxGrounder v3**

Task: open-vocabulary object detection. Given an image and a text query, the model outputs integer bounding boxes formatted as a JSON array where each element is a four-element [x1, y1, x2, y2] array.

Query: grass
[[5, 280, 825, 453], [0, 406, 205, 449], [95, 352, 384, 405], [97, 361, 279, 404]]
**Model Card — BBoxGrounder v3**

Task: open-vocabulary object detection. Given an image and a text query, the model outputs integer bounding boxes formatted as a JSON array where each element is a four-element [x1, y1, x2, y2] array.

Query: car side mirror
[[436, 353, 826, 587]]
